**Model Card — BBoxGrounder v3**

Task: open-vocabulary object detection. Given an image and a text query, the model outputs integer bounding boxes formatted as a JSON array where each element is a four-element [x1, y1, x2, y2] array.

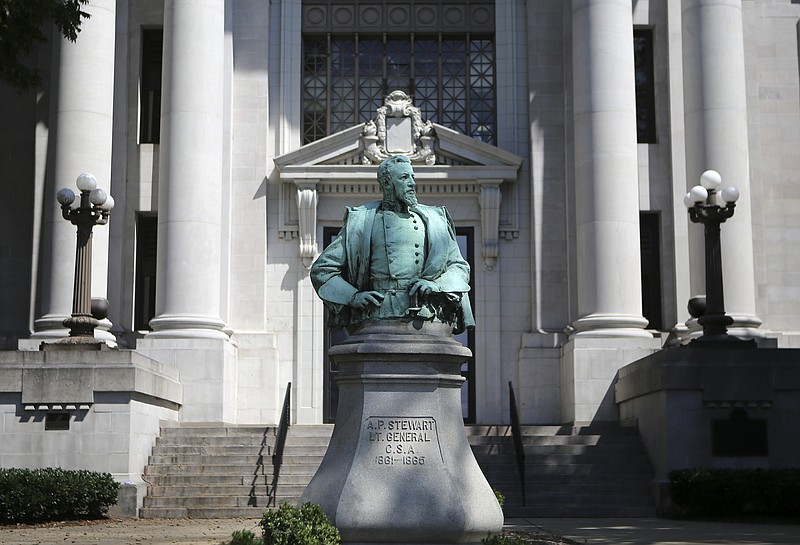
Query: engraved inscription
[[364, 416, 443, 466]]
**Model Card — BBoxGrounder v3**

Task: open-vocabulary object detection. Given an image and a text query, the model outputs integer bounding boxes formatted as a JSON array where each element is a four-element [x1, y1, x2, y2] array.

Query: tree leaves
[[0, 0, 90, 92]]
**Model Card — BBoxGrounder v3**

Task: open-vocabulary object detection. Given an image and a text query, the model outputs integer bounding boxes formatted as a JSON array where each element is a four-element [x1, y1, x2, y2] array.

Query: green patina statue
[[311, 155, 475, 334]]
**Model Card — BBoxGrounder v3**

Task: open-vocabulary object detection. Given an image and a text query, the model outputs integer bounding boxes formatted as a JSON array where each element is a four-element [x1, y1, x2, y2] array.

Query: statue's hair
[[377, 155, 411, 189]]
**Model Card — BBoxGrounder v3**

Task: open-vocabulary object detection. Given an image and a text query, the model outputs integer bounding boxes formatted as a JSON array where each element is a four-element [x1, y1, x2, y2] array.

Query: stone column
[[682, 0, 761, 335], [570, 0, 649, 338], [32, 0, 116, 342], [561, 0, 661, 423], [147, 0, 226, 339]]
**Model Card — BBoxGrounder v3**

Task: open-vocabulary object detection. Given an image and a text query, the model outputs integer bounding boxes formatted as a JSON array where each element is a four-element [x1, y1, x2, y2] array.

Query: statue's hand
[[350, 291, 385, 309], [409, 279, 441, 297]]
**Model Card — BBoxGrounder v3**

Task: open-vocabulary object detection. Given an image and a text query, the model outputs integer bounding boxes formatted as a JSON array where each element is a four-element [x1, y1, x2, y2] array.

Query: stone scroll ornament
[[361, 90, 436, 166]]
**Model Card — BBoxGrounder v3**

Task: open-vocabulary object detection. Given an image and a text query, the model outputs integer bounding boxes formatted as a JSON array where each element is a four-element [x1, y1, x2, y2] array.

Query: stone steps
[[141, 422, 655, 519], [466, 424, 656, 518], [140, 425, 330, 519], [140, 507, 269, 519]]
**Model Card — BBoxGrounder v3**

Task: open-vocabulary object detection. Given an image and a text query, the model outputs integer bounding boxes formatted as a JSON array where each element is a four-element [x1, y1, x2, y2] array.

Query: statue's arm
[[310, 233, 359, 306], [435, 250, 471, 293], [433, 208, 471, 293]]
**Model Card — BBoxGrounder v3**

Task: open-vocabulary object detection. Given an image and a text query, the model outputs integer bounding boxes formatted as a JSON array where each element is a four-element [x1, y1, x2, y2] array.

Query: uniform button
[[415, 243, 420, 248], [415, 260, 420, 264], [414, 226, 419, 230], [415, 252, 420, 256]]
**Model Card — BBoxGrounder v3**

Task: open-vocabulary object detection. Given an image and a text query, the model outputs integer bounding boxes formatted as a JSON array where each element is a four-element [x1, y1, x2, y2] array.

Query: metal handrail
[[269, 381, 292, 507], [508, 381, 526, 506]]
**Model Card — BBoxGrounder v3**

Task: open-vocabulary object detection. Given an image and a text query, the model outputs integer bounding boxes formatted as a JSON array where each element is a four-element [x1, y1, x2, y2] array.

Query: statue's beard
[[401, 189, 418, 207], [383, 186, 418, 209]]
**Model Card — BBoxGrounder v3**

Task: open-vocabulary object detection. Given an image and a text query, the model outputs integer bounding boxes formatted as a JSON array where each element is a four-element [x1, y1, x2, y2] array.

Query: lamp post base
[[691, 313, 756, 346], [62, 314, 99, 339], [42, 336, 109, 351]]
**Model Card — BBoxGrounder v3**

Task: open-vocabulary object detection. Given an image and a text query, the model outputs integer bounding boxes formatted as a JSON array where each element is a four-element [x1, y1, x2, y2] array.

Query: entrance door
[[322, 226, 476, 423]]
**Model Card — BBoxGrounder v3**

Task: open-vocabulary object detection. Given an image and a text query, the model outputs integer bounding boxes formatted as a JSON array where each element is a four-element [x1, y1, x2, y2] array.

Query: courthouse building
[[2, 0, 800, 433]]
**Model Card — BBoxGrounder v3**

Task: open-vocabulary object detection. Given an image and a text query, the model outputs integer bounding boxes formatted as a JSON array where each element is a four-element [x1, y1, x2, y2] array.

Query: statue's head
[[377, 155, 418, 207]]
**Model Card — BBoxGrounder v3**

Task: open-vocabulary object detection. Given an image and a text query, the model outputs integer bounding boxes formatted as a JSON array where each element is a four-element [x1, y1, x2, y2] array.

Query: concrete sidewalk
[[1, 517, 799, 545], [507, 518, 800, 545]]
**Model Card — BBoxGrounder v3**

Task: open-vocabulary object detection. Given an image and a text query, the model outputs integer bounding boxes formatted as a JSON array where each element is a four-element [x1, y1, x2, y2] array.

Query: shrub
[[0, 468, 119, 523], [482, 533, 527, 545], [482, 531, 576, 545], [669, 468, 800, 518], [227, 529, 263, 545], [260, 503, 340, 545], [493, 489, 505, 509]]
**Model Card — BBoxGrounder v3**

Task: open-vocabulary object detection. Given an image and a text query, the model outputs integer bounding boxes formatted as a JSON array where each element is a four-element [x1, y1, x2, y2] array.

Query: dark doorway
[[640, 212, 662, 330], [134, 214, 158, 331]]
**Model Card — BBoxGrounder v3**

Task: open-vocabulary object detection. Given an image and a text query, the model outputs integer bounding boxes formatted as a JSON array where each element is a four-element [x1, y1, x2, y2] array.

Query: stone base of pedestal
[[301, 321, 503, 544]]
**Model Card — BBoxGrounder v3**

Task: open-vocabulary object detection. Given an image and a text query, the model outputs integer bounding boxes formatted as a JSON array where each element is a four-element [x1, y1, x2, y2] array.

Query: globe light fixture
[[684, 170, 746, 343], [57, 173, 114, 341]]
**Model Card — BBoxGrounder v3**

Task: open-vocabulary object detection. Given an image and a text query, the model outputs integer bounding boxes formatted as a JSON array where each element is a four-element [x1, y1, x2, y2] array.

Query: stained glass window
[[302, 35, 496, 146], [634, 28, 657, 144]]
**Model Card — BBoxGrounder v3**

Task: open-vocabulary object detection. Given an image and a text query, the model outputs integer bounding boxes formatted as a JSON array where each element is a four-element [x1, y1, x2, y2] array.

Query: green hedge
[[260, 503, 340, 545], [669, 468, 800, 518], [0, 468, 119, 523]]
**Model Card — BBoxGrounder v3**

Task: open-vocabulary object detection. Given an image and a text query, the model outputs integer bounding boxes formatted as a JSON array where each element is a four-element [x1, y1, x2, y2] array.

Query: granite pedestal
[[300, 321, 503, 544]]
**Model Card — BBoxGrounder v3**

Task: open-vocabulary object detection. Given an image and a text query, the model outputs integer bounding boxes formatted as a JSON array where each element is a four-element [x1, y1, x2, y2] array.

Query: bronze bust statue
[[310, 155, 474, 333]]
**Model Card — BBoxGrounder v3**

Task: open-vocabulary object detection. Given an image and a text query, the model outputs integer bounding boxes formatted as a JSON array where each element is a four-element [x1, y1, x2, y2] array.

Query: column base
[[570, 313, 652, 338], [727, 313, 764, 339], [23, 315, 117, 350], [94, 318, 119, 347], [561, 336, 661, 423], [31, 314, 70, 338], [136, 336, 236, 423], [517, 332, 564, 424], [147, 314, 229, 340]]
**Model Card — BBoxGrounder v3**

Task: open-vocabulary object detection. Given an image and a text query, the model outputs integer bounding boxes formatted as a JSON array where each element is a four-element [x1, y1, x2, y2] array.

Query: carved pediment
[[274, 91, 521, 171], [273, 93, 523, 269], [361, 90, 436, 165]]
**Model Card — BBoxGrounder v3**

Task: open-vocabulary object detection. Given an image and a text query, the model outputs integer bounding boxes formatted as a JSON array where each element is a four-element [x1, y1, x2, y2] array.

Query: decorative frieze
[[302, 0, 494, 34]]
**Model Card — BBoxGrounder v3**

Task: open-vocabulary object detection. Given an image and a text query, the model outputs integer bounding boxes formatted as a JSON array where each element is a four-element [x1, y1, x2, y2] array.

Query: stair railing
[[249, 426, 271, 506], [269, 381, 292, 507], [508, 381, 526, 506]]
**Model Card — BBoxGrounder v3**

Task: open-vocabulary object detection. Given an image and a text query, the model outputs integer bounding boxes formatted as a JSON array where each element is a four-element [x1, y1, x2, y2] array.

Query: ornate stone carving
[[296, 181, 319, 269], [478, 181, 502, 270], [361, 91, 436, 166]]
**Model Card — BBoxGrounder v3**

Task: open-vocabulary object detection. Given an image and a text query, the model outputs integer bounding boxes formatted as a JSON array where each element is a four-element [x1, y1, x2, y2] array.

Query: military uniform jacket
[[311, 201, 475, 332]]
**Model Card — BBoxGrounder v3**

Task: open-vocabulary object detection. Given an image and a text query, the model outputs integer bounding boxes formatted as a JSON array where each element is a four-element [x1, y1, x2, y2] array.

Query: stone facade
[[1, 0, 799, 434]]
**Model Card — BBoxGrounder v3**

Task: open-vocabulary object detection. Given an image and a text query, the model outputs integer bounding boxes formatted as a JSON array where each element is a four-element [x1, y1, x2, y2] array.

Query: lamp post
[[55, 173, 114, 341], [683, 170, 742, 342]]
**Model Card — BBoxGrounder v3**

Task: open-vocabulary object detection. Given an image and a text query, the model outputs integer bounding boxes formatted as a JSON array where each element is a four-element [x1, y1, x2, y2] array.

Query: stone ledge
[[616, 346, 800, 403], [0, 349, 182, 407]]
